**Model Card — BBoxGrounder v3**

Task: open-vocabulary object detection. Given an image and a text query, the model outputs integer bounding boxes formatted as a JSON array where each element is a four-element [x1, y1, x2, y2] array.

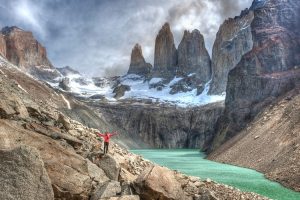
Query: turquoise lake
[[131, 149, 300, 200]]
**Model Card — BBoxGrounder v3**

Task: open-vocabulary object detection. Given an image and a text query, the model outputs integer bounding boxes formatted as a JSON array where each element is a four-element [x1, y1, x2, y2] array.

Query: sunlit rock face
[[0, 34, 6, 57], [127, 43, 152, 76], [211, 0, 300, 150], [153, 23, 178, 78], [209, 9, 254, 95], [0, 26, 61, 81]]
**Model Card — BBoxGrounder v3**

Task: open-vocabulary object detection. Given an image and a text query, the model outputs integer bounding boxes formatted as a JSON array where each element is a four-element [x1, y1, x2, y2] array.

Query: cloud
[[0, 0, 253, 77]]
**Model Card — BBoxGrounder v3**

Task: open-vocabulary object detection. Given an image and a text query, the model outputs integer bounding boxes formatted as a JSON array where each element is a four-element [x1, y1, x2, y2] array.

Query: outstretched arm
[[110, 132, 119, 136], [97, 132, 105, 137]]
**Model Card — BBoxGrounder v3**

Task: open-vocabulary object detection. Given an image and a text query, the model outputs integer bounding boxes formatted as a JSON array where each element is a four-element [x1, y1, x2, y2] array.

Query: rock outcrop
[[113, 84, 131, 99], [210, 0, 300, 151], [0, 26, 61, 81], [177, 29, 211, 82], [127, 44, 152, 76], [209, 9, 254, 95], [153, 23, 177, 77], [0, 146, 54, 200], [134, 165, 187, 200], [0, 34, 6, 57]]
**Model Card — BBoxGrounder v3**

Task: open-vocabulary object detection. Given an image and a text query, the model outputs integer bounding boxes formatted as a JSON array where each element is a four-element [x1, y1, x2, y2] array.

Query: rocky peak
[[57, 66, 81, 76], [153, 22, 177, 77], [0, 26, 61, 81], [127, 43, 152, 76], [177, 29, 211, 83], [208, 9, 254, 95]]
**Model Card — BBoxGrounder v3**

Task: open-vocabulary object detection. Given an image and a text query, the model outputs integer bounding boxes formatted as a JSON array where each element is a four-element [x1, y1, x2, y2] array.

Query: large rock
[[209, 9, 254, 95], [90, 180, 121, 200], [211, 0, 300, 150], [127, 44, 152, 76], [0, 146, 54, 200], [113, 84, 130, 99], [153, 23, 177, 77], [95, 154, 121, 181], [177, 29, 211, 82], [134, 166, 187, 200], [1, 26, 61, 81]]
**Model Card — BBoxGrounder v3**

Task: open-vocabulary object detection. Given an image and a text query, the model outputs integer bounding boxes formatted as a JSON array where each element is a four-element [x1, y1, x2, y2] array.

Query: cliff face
[[177, 29, 211, 83], [0, 26, 61, 81], [209, 9, 254, 95], [0, 34, 6, 57], [153, 23, 177, 77], [127, 43, 152, 76], [211, 0, 300, 150], [92, 101, 224, 149]]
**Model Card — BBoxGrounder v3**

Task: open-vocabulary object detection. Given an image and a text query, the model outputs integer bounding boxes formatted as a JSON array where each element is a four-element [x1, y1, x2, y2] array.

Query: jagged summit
[[1, 26, 24, 35], [0, 26, 61, 81], [57, 66, 81, 76], [127, 43, 152, 76], [177, 29, 211, 81], [153, 22, 177, 77]]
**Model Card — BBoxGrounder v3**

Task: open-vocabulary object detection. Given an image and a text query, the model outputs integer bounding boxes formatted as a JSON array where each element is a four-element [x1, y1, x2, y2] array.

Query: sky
[[0, 0, 253, 77]]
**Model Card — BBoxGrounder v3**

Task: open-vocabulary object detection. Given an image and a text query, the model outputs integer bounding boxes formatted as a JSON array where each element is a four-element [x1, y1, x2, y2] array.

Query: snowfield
[[50, 73, 225, 107]]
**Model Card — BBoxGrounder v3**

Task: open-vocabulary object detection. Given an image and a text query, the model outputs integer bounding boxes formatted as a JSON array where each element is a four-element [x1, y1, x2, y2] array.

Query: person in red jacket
[[97, 131, 118, 154]]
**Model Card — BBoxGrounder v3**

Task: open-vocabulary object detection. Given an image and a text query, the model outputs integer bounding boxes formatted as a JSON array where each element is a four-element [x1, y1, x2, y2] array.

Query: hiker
[[96, 131, 118, 154]]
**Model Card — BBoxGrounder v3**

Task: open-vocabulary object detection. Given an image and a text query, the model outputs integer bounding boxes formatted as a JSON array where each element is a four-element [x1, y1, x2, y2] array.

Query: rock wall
[[209, 9, 254, 95], [0, 34, 6, 57], [94, 101, 224, 149], [178, 29, 211, 83], [153, 23, 177, 77], [210, 0, 300, 151], [127, 43, 152, 76]]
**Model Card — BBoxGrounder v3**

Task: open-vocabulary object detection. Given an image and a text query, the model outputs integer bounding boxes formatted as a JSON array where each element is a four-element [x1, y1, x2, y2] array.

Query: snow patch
[[149, 77, 163, 84]]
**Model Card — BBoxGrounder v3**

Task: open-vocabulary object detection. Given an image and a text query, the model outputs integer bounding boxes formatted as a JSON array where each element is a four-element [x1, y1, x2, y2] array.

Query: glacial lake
[[131, 149, 300, 200]]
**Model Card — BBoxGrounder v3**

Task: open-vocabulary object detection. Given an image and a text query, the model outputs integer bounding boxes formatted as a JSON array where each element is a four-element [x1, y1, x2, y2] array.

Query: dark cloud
[[0, 0, 252, 77]]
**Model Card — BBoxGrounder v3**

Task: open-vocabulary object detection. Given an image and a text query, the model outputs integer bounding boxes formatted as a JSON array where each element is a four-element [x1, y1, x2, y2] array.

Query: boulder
[[0, 146, 54, 200], [95, 154, 121, 181], [58, 78, 71, 91], [127, 44, 152, 76], [134, 166, 187, 200], [153, 23, 177, 77], [107, 195, 140, 200], [0, 92, 29, 119], [113, 84, 130, 99], [90, 180, 121, 200]]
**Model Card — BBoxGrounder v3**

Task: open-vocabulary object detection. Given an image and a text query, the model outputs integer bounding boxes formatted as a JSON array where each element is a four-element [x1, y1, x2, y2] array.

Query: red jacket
[[97, 132, 118, 142]]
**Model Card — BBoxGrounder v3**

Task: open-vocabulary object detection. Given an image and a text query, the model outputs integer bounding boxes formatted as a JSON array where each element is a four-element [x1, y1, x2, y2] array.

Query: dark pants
[[104, 142, 109, 154]]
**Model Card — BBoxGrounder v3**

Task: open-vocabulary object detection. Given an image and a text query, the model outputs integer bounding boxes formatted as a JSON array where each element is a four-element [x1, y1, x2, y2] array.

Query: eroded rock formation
[[209, 9, 254, 95], [153, 23, 177, 77], [178, 29, 211, 82], [128, 44, 152, 76]]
